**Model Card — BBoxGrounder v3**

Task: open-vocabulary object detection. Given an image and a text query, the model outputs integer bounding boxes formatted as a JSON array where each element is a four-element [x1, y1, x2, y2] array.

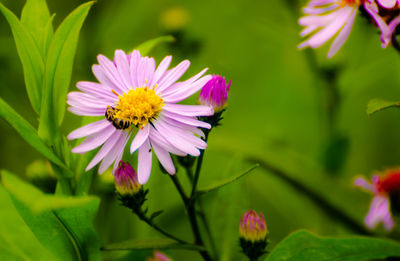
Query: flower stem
[[191, 131, 210, 198], [392, 34, 400, 54], [136, 206, 188, 244], [169, 174, 189, 204], [169, 136, 213, 260], [185, 167, 218, 260]]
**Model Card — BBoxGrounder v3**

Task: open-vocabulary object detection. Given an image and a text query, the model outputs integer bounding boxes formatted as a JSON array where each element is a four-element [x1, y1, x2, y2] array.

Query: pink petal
[[98, 55, 128, 93], [76, 81, 116, 101], [114, 50, 132, 89], [163, 104, 214, 117], [98, 131, 128, 174], [130, 124, 150, 153], [85, 130, 123, 171], [162, 111, 211, 129], [72, 125, 115, 154], [67, 119, 111, 140], [152, 142, 176, 174], [151, 56, 172, 87], [68, 106, 106, 116], [328, 7, 357, 57], [149, 127, 187, 156], [162, 74, 212, 103], [156, 60, 190, 93], [137, 140, 152, 184]]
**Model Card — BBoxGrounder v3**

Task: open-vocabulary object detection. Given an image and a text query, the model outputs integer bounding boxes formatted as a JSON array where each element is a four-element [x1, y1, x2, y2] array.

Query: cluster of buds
[[198, 75, 231, 129], [239, 210, 268, 260], [114, 161, 148, 213], [355, 168, 400, 231]]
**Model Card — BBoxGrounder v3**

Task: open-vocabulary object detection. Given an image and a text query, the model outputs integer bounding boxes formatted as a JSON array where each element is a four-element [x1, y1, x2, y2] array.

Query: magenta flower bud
[[114, 161, 141, 195], [147, 251, 171, 261], [239, 210, 268, 260], [239, 210, 267, 242], [199, 75, 231, 112]]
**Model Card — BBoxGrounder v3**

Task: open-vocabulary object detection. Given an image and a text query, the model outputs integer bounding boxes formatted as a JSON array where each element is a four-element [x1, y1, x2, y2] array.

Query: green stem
[[169, 152, 213, 260], [186, 167, 218, 260], [136, 207, 188, 244], [191, 131, 210, 198], [169, 175, 189, 204]]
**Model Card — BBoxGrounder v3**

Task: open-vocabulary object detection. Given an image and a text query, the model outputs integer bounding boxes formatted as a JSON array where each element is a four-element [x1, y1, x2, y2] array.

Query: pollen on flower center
[[342, 0, 361, 6], [114, 86, 164, 128]]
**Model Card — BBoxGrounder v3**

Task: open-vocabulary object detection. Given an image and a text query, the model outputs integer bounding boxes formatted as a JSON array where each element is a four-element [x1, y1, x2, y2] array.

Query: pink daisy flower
[[298, 0, 361, 57], [67, 50, 213, 184], [354, 168, 400, 231], [364, 0, 400, 47]]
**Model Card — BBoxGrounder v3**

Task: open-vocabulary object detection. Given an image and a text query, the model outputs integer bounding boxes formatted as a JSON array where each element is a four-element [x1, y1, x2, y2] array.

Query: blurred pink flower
[[298, 0, 361, 57], [376, 0, 400, 8], [364, 0, 400, 47], [354, 169, 400, 231], [67, 50, 213, 184], [147, 251, 171, 261]]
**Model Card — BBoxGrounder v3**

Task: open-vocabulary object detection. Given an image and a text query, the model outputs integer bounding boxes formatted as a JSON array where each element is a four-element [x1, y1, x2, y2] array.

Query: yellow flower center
[[114, 86, 164, 129], [341, 0, 361, 6]]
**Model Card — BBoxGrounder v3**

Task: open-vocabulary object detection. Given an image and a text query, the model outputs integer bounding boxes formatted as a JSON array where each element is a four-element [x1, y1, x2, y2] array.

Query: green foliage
[[38, 1, 94, 142], [196, 163, 258, 196], [0, 186, 59, 261], [0, 170, 101, 261], [266, 230, 400, 261], [135, 35, 175, 56], [1, 170, 95, 213], [102, 238, 205, 251], [0, 3, 44, 114], [20, 0, 53, 58], [366, 98, 400, 116], [0, 98, 67, 170]]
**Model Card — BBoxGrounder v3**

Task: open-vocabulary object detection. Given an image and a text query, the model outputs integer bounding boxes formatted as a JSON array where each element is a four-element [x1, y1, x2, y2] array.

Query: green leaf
[[0, 185, 59, 261], [0, 98, 68, 170], [2, 170, 102, 261], [38, 1, 94, 142], [150, 210, 164, 220], [135, 35, 175, 56], [366, 98, 400, 116], [266, 230, 400, 261], [196, 164, 258, 196], [0, 3, 44, 114], [102, 238, 205, 252], [21, 0, 54, 58], [1, 170, 95, 213], [56, 197, 102, 261]]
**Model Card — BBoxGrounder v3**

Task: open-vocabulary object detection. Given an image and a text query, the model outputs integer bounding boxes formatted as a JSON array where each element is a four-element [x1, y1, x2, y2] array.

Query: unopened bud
[[239, 210, 268, 260], [114, 161, 141, 195], [199, 75, 230, 112], [115, 161, 148, 213]]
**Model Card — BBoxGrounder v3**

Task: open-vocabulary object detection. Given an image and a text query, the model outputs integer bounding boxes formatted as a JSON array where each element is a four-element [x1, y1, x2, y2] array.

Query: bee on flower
[[67, 50, 214, 184], [354, 168, 400, 231]]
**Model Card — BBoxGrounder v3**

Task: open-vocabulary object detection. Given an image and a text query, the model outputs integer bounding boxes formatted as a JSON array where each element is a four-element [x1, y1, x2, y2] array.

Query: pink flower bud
[[199, 75, 231, 112]]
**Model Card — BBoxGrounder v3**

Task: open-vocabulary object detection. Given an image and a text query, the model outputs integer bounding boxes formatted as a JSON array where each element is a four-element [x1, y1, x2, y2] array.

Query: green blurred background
[[1, 0, 400, 260]]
